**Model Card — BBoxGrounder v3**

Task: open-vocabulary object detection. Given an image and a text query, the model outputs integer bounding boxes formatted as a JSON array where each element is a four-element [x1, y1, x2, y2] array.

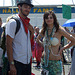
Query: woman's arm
[[68, 32, 75, 37], [36, 30, 44, 47], [59, 27, 75, 55]]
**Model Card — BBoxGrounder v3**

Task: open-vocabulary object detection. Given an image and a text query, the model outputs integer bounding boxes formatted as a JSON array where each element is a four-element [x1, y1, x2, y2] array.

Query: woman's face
[[45, 14, 54, 26]]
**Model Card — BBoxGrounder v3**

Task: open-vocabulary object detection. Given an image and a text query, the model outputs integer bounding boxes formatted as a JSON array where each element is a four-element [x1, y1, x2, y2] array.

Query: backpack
[[1, 18, 21, 53]]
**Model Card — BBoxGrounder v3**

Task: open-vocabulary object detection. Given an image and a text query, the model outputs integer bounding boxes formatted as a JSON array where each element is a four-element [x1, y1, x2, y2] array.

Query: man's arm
[[6, 35, 16, 75], [6, 35, 14, 62]]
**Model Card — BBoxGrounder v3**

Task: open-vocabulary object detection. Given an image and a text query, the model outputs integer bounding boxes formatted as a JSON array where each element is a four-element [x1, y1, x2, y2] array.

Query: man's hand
[[9, 64, 17, 75]]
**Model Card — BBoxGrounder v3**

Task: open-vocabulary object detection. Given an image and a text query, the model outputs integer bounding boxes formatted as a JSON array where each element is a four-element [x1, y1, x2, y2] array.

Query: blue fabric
[[62, 19, 75, 27], [62, 22, 75, 27]]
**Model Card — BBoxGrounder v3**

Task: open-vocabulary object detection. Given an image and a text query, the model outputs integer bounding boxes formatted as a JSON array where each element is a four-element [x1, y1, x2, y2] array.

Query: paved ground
[[32, 61, 71, 75]]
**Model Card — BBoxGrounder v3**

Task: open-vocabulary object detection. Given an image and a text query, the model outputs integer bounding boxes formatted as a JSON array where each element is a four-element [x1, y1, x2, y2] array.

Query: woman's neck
[[47, 25, 54, 30]]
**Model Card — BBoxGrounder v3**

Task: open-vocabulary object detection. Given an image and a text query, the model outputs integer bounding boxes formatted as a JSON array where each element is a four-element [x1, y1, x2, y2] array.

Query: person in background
[[65, 26, 75, 75], [1, 15, 17, 75], [0, 17, 3, 44], [68, 26, 75, 75], [5, 0, 34, 75], [34, 27, 39, 41], [32, 27, 43, 68], [34, 26, 37, 31], [37, 10, 75, 75], [71, 28, 74, 32], [0, 17, 3, 75]]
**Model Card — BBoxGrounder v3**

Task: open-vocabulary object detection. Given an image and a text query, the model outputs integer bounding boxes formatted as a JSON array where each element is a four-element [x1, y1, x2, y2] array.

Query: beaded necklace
[[43, 26, 56, 67]]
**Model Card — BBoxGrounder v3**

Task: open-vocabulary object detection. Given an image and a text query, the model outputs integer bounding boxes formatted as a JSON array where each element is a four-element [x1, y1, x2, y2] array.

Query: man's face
[[20, 4, 31, 17]]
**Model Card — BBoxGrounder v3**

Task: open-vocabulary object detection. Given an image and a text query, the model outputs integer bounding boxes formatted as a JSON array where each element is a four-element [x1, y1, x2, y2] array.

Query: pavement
[[32, 61, 71, 75]]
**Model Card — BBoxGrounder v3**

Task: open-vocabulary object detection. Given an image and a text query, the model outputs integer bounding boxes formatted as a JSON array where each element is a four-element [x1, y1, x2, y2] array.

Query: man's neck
[[19, 13, 27, 19]]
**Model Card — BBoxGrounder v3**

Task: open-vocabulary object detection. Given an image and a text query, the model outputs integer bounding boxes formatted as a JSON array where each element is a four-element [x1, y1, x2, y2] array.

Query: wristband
[[10, 61, 14, 65]]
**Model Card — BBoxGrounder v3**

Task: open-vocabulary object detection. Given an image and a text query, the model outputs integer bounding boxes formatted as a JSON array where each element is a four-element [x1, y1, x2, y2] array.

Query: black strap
[[11, 18, 21, 35]]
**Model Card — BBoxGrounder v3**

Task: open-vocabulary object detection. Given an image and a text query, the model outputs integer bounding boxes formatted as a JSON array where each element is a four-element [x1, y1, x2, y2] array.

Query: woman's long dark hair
[[42, 10, 59, 35]]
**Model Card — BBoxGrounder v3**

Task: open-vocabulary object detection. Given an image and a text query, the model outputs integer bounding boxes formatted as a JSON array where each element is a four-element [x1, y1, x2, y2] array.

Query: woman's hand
[[36, 38, 43, 47]]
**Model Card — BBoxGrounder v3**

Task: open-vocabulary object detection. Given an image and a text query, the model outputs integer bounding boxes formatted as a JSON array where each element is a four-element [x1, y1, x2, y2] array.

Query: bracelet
[[70, 35, 73, 37], [10, 61, 14, 65]]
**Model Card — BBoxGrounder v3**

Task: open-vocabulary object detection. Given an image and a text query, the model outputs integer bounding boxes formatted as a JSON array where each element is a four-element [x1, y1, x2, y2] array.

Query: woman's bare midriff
[[49, 54, 62, 60], [49, 46, 62, 60]]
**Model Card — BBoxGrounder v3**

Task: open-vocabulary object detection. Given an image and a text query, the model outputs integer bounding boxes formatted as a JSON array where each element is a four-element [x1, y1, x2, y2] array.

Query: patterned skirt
[[41, 60, 62, 75]]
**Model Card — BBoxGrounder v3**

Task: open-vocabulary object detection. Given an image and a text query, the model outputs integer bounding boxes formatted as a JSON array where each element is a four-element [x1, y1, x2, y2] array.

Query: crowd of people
[[0, 0, 75, 75]]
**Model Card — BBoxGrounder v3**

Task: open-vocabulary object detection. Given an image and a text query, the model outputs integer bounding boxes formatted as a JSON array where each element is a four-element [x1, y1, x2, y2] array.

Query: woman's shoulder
[[57, 26, 64, 35], [58, 26, 66, 33], [58, 26, 72, 37]]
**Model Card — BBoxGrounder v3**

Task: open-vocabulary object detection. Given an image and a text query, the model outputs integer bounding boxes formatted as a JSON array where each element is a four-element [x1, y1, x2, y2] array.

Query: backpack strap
[[11, 18, 21, 35]]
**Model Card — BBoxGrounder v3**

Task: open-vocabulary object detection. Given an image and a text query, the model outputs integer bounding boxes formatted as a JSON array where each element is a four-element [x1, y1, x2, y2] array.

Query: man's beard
[[20, 8, 28, 17]]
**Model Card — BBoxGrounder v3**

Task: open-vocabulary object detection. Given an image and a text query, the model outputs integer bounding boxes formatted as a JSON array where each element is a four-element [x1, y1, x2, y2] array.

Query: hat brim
[[17, 2, 34, 8]]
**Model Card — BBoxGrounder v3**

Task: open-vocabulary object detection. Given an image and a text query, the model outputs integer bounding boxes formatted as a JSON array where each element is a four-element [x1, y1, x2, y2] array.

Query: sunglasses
[[45, 17, 53, 19]]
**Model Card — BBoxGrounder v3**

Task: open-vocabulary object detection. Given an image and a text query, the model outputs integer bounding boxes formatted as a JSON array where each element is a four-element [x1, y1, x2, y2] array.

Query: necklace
[[47, 26, 55, 37], [43, 26, 59, 67], [43, 26, 56, 67], [50, 48, 60, 56]]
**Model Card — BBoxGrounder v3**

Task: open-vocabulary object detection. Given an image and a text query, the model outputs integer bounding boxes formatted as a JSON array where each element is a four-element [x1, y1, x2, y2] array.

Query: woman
[[37, 10, 75, 75]]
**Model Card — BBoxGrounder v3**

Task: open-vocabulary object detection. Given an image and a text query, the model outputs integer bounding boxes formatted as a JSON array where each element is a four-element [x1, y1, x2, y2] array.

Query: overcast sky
[[0, 0, 75, 6]]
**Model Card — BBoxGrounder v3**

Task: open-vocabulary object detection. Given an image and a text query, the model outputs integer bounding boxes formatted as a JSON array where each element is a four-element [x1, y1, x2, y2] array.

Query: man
[[6, 0, 34, 75]]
